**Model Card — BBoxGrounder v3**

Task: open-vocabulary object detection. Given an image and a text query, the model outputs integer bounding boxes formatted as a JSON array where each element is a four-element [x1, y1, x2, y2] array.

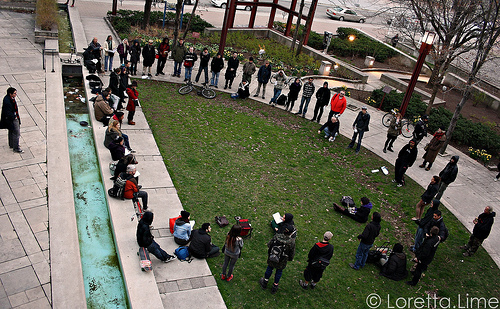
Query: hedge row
[[367, 88, 427, 120]]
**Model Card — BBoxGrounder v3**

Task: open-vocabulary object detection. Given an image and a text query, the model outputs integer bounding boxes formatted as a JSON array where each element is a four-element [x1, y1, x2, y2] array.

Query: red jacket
[[124, 178, 139, 199], [126, 87, 139, 112], [330, 94, 347, 114]]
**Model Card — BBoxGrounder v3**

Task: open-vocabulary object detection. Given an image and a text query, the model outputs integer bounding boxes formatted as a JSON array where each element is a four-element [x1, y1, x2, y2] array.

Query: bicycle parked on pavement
[[178, 80, 217, 99], [381, 108, 415, 138]]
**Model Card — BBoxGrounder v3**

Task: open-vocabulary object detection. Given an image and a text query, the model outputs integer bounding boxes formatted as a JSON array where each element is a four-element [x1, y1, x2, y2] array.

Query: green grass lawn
[[141, 80, 500, 308]]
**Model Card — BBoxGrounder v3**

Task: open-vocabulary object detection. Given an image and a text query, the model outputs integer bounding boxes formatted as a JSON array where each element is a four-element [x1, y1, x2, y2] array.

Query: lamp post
[[399, 31, 436, 117]]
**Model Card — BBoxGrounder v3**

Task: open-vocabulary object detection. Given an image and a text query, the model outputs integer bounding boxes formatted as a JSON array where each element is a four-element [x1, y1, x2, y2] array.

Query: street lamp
[[348, 35, 356, 42], [399, 31, 436, 117]]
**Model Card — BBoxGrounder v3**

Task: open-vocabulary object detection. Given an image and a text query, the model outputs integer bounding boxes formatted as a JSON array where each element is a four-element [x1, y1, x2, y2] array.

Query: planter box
[[35, 24, 58, 43]]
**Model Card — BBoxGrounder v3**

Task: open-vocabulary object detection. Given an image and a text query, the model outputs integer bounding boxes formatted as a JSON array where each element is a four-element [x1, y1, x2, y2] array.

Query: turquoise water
[[64, 76, 129, 308]]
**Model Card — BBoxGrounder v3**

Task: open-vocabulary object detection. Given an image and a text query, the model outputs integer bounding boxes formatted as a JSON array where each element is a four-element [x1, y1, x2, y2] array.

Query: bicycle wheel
[[178, 85, 193, 95], [202, 88, 216, 99], [401, 121, 415, 138], [382, 113, 394, 127]]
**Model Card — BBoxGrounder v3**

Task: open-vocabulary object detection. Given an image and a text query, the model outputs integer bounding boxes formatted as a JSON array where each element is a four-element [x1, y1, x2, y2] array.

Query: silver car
[[211, 0, 252, 10], [326, 7, 366, 23]]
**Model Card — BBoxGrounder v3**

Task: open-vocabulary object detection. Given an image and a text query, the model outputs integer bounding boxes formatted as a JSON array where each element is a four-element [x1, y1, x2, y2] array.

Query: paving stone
[[0, 206, 5, 216], [176, 279, 193, 291], [2, 166, 30, 182], [190, 277, 206, 289], [0, 256, 30, 275], [25, 286, 44, 301], [0, 239, 26, 265], [157, 282, 166, 294], [41, 283, 50, 304], [0, 280, 6, 299], [8, 291, 28, 307], [0, 215, 17, 240], [34, 230, 49, 251], [0, 266, 39, 296], [15, 297, 51, 309], [203, 275, 217, 287], [9, 210, 40, 255], [163, 281, 179, 293], [32, 260, 50, 285], [27, 251, 45, 265], [4, 203, 21, 213], [11, 184, 43, 203], [0, 297, 11, 309]]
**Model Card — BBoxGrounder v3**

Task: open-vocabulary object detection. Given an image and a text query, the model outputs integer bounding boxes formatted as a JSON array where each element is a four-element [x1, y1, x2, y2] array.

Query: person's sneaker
[[270, 284, 279, 294], [214, 85, 218, 88], [228, 86, 232, 89], [411, 217, 418, 221], [226, 274, 233, 282], [148, 73, 152, 77], [299, 280, 308, 289], [355, 150, 360, 154], [259, 278, 268, 289], [221, 274, 226, 280], [425, 167, 430, 171], [128, 121, 136, 125], [397, 183, 403, 187], [495, 178, 498, 182], [419, 164, 425, 168], [13, 148, 24, 153], [155, 73, 159, 76], [388, 148, 394, 152], [253, 94, 258, 97], [224, 85, 228, 89], [383, 148, 387, 153], [329, 136, 335, 142], [310, 281, 317, 289], [349, 263, 359, 270], [392, 179, 396, 183], [459, 245, 468, 250], [262, 96, 265, 99], [164, 255, 176, 263]]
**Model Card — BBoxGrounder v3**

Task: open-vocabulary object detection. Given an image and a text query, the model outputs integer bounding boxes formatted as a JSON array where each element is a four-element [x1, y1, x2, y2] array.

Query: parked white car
[[326, 6, 366, 23], [211, 0, 252, 10]]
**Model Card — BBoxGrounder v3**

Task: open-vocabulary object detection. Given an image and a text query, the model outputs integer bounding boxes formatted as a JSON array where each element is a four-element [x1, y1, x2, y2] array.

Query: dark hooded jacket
[[315, 84, 331, 106], [358, 219, 381, 245], [423, 216, 449, 242], [189, 228, 212, 258], [137, 211, 154, 248], [277, 213, 297, 238], [439, 155, 459, 184], [417, 200, 440, 228], [397, 143, 418, 167], [415, 234, 440, 265], [473, 211, 496, 240], [130, 40, 141, 63], [210, 54, 224, 73], [257, 64, 272, 84], [380, 245, 407, 281], [421, 181, 439, 203]]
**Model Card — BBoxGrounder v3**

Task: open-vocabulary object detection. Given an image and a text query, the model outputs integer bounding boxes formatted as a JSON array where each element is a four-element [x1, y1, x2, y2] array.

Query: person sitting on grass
[[173, 210, 192, 245], [379, 243, 408, 281], [318, 116, 340, 142], [333, 197, 373, 223], [189, 223, 220, 258], [272, 213, 297, 238], [137, 211, 176, 263], [236, 80, 250, 99]]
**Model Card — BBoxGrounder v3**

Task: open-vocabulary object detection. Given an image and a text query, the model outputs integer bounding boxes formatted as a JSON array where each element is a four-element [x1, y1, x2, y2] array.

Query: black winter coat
[[130, 42, 141, 63], [423, 217, 448, 242], [142, 44, 156, 67], [199, 52, 210, 67], [439, 155, 459, 184], [211, 56, 224, 73], [137, 212, 154, 248], [189, 229, 212, 258], [109, 72, 120, 95], [358, 220, 381, 245], [353, 111, 370, 131], [319, 119, 340, 137], [315, 87, 331, 106], [307, 241, 334, 265], [413, 120, 427, 140], [380, 252, 408, 281], [416, 234, 440, 265], [225, 57, 239, 79], [257, 64, 272, 84], [421, 182, 439, 203], [473, 211, 496, 240], [397, 144, 418, 167], [287, 82, 301, 101]]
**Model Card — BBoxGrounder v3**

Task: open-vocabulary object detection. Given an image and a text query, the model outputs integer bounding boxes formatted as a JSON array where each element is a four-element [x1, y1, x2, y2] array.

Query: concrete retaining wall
[[443, 73, 500, 111]]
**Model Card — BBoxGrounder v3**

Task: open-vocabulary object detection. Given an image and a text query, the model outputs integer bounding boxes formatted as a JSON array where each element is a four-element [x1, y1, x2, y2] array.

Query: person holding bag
[[221, 225, 244, 282], [383, 113, 403, 153], [419, 128, 446, 171]]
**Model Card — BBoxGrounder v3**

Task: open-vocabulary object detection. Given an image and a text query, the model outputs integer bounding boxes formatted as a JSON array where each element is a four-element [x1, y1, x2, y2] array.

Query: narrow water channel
[[64, 74, 129, 308]]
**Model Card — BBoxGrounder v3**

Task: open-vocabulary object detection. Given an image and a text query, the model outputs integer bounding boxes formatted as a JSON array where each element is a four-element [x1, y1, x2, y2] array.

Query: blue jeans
[[211, 71, 220, 86], [270, 88, 282, 103], [348, 129, 365, 152], [414, 227, 424, 251], [222, 255, 239, 277], [8, 119, 21, 150], [323, 127, 337, 139], [264, 265, 283, 284], [195, 66, 209, 83], [174, 61, 182, 76], [147, 240, 172, 262], [354, 242, 372, 269], [104, 55, 114, 71], [297, 96, 312, 115], [184, 66, 193, 80]]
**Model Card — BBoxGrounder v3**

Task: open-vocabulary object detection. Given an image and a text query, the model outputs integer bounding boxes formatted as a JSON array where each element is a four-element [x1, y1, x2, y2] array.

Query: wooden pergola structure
[[219, 0, 318, 55]]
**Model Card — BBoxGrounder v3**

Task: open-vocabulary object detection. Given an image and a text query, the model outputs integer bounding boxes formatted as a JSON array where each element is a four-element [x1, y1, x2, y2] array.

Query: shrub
[[367, 88, 426, 119], [329, 28, 398, 62], [183, 13, 213, 33], [36, 0, 58, 30]]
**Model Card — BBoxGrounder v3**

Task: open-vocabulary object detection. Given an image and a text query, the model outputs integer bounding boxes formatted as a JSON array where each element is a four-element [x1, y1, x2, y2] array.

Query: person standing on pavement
[[88, 37, 103, 73], [295, 77, 315, 117], [126, 81, 139, 125], [412, 115, 428, 145], [195, 47, 210, 84], [103, 35, 117, 73], [284, 78, 301, 112], [142, 40, 156, 77], [137, 211, 176, 263], [349, 212, 381, 270], [269, 70, 288, 106], [299, 231, 334, 290], [129, 40, 141, 76], [241, 57, 256, 85], [117, 39, 129, 65], [210, 53, 224, 88], [419, 128, 446, 171], [435, 155, 459, 200], [413, 176, 440, 221], [224, 52, 240, 89], [460, 206, 495, 257], [1, 87, 23, 153], [254, 61, 272, 99], [183, 46, 197, 82], [171, 38, 187, 78], [347, 106, 370, 154], [407, 226, 440, 286], [394, 140, 418, 187], [383, 113, 402, 153], [311, 81, 331, 123], [155, 37, 170, 76], [327, 90, 347, 120]]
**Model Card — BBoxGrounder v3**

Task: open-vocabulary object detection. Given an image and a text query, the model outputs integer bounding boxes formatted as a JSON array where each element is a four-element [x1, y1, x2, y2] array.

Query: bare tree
[[441, 0, 500, 154], [173, 0, 184, 45], [142, 0, 153, 30], [296, 0, 318, 56], [291, 0, 305, 52], [182, 0, 200, 40]]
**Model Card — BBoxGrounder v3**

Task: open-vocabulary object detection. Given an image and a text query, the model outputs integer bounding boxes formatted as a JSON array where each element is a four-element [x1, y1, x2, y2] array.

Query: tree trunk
[[142, 0, 153, 30], [173, 0, 184, 45], [182, 0, 199, 40], [291, 0, 305, 52], [296, 0, 317, 56], [425, 81, 441, 115]]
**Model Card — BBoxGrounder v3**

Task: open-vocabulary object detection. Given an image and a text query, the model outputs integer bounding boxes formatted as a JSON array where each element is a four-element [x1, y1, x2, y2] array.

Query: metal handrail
[[42, 48, 57, 72]]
